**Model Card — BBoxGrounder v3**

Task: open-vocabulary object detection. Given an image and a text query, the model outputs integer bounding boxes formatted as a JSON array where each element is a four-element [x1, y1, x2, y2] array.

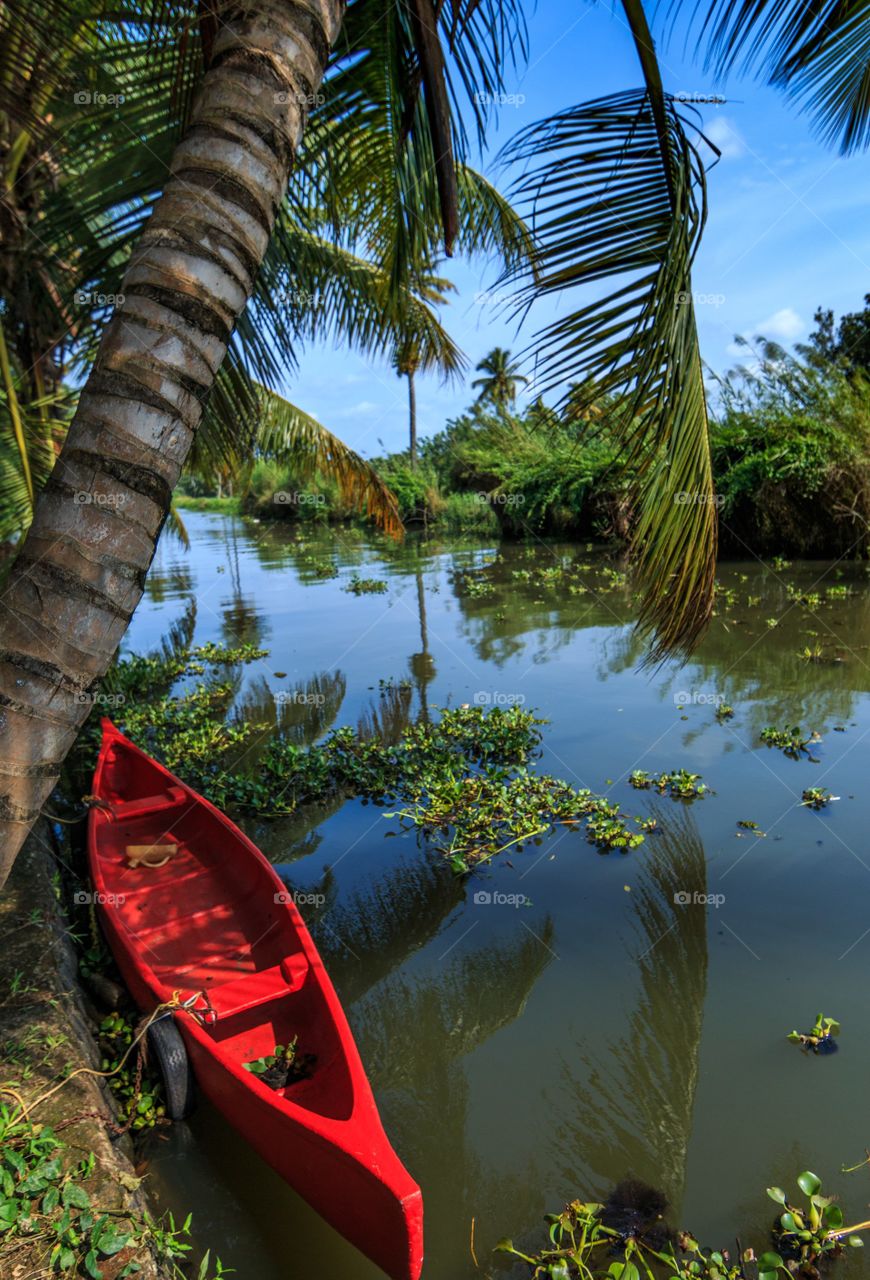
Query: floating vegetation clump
[[787, 1014, 841, 1054], [715, 703, 734, 722], [760, 725, 822, 760], [78, 644, 647, 873], [629, 769, 708, 799], [344, 574, 388, 595], [498, 1172, 863, 1280], [801, 787, 838, 810]]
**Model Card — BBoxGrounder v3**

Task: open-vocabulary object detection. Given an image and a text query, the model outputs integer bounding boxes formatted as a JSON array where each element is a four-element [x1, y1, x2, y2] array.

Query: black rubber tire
[[147, 1017, 195, 1120]]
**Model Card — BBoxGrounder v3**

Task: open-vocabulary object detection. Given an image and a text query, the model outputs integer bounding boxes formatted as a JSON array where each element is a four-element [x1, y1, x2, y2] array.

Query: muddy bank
[[0, 821, 164, 1278]]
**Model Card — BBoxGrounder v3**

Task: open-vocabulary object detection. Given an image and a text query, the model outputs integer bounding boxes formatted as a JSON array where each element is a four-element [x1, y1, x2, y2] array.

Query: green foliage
[[0, 1101, 229, 1277], [243, 1038, 317, 1090], [760, 725, 821, 759], [801, 787, 838, 809], [499, 1172, 864, 1280], [369, 461, 443, 525], [422, 399, 633, 539], [96, 1012, 165, 1131], [496, 1195, 761, 1279], [628, 770, 708, 799], [787, 1014, 841, 1052], [344, 574, 389, 595], [711, 342, 870, 557], [79, 641, 646, 873], [438, 492, 499, 534], [768, 1172, 862, 1266]]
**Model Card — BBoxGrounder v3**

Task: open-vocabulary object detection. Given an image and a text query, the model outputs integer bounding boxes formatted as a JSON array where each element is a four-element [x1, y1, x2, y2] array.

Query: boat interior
[[93, 732, 354, 1119]]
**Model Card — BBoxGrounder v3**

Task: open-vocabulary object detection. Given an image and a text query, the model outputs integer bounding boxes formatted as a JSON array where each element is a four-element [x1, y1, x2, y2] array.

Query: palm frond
[[252, 388, 404, 538], [502, 72, 718, 659], [668, 0, 870, 153]]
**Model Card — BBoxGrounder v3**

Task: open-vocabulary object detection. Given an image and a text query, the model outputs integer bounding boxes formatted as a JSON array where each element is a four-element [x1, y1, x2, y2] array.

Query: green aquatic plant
[[498, 1172, 865, 1280], [760, 726, 821, 760], [801, 787, 838, 810], [243, 1037, 316, 1090], [787, 1014, 841, 1054], [495, 1194, 776, 1280], [786, 585, 822, 608], [715, 703, 734, 722], [79, 642, 650, 872], [388, 774, 644, 873], [768, 1172, 863, 1266], [629, 769, 708, 799], [344, 574, 388, 595]]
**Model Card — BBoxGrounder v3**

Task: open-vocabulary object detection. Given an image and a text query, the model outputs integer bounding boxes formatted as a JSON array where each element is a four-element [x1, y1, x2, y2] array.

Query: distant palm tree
[[393, 264, 457, 467], [471, 347, 529, 410]]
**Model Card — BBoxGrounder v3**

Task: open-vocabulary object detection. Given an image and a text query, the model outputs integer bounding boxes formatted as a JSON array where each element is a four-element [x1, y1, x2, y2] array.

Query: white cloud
[[332, 400, 382, 418], [726, 307, 805, 357], [703, 115, 747, 161], [757, 307, 805, 340]]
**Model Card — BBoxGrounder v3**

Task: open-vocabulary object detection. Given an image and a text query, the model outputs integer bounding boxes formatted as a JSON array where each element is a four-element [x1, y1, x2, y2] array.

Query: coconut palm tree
[[0, 0, 533, 539], [393, 262, 457, 466], [0, 0, 532, 885], [2, 0, 866, 884], [471, 347, 529, 410]]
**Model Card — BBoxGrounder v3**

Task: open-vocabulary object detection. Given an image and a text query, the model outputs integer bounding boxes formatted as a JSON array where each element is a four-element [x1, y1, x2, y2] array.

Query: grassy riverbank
[[0, 826, 228, 1280], [177, 342, 870, 560]]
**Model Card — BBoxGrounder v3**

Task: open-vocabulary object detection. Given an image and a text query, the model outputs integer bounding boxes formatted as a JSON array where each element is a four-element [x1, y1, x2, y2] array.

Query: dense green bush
[[710, 341, 870, 556], [424, 400, 633, 539], [240, 460, 349, 524]]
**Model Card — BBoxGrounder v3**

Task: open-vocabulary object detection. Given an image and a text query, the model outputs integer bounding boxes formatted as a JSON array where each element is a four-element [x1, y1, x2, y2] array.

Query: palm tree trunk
[[408, 369, 417, 467], [0, 0, 344, 889]]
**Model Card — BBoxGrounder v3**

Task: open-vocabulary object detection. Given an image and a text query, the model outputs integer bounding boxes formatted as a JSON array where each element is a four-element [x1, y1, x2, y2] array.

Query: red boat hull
[[88, 720, 423, 1280]]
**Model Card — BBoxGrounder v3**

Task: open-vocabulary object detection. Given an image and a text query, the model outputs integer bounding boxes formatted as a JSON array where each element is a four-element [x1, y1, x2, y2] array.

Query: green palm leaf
[[252, 388, 403, 538], [668, 0, 870, 153], [502, 66, 718, 659]]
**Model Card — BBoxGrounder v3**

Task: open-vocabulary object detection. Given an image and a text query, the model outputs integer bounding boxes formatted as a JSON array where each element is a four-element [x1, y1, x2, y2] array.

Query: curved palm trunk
[[407, 369, 417, 466], [0, 0, 344, 889]]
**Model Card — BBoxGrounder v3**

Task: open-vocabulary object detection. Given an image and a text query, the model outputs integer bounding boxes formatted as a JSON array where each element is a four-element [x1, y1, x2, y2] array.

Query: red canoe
[[88, 719, 423, 1280]]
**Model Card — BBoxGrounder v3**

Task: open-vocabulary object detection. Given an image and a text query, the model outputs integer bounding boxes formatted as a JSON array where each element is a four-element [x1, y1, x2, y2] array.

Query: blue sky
[[283, 0, 870, 459]]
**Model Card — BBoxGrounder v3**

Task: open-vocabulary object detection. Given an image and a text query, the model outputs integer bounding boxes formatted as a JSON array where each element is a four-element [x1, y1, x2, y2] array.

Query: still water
[[131, 513, 870, 1277]]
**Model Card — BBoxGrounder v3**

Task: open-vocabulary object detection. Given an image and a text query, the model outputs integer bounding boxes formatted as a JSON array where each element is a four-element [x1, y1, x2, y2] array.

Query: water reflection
[[351, 921, 556, 1277], [312, 850, 466, 1005], [128, 517, 870, 1279], [557, 810, 708, 1219]]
